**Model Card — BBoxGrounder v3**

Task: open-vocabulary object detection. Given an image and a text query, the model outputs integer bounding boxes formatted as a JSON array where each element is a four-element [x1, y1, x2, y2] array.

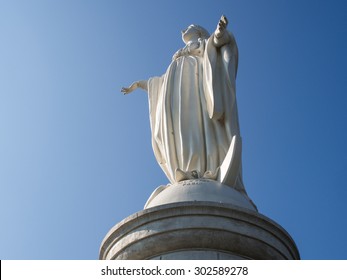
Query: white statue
[[122, 16, 247, 195]]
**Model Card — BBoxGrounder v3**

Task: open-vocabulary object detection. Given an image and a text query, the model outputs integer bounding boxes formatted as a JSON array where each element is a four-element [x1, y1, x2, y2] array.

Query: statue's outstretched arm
[[121, 80, 148, 94], [213, 15, 231, 47]]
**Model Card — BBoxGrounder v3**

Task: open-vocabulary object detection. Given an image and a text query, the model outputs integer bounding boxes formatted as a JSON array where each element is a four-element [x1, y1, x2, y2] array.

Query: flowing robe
[[148, 32, 245, 192]]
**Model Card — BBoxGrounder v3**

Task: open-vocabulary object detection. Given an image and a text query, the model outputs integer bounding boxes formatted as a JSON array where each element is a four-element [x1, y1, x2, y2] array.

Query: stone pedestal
[[99, 180, 299, 260]]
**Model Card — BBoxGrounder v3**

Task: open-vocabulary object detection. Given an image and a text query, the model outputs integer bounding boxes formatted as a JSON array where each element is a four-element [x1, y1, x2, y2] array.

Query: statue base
[[99, 201, 300, 260], [144, 179, 257, 211]]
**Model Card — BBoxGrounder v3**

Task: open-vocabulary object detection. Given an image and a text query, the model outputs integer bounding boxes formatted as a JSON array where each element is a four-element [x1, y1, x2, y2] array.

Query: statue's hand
[[121, 87, 131, 94], [213, 15, 231, 47], [215, 15, 228, 38], [121, 80, 148, 94], [121, 82, 139, 95]]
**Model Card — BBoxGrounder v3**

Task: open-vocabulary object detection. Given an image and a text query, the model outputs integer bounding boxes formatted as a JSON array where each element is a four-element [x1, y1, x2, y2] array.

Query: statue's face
[[181, 25, 200, 43]]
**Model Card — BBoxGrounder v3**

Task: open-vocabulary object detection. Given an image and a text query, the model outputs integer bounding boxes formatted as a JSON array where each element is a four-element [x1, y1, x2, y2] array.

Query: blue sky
[[0, 0, 346, 260]]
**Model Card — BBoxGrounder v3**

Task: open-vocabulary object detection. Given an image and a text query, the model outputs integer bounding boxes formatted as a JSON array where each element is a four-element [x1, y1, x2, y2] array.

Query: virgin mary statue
[[122, 16, 246, 194]]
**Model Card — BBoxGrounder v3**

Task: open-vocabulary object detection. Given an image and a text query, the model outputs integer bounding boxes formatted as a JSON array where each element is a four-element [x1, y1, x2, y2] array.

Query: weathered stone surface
[[99, 201, 300, 260]]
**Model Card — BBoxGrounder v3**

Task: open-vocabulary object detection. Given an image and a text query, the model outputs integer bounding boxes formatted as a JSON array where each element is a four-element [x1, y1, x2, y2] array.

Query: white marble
[[122, 16, 248, 197]]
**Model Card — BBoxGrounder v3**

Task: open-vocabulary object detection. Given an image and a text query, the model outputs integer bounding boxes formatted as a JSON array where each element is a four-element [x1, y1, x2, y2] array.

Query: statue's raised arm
[[121, 80, 148, 95], [213, 15, 232, 47]]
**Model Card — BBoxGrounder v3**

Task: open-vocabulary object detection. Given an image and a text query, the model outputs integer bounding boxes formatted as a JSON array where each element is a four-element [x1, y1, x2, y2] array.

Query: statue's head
[[181, 24, 210, 43]]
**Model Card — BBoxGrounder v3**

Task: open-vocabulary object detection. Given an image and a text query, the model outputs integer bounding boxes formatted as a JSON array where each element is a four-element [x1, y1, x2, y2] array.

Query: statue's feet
[[175, 169, 220, 181]]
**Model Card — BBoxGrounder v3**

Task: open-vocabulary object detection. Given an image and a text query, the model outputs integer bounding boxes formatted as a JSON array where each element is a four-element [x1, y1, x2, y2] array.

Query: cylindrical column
[[99, 201, 300, 260]]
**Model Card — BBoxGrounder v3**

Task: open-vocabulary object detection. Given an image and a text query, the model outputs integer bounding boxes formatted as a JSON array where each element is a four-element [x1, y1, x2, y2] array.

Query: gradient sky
[[0, 0, 346, 260]]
